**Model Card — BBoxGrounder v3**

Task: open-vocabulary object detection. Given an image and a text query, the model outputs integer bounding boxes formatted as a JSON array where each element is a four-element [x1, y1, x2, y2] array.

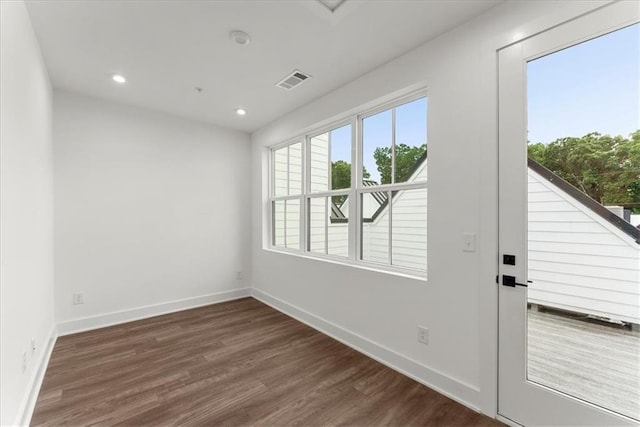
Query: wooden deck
[[528, 307, 640, 421]]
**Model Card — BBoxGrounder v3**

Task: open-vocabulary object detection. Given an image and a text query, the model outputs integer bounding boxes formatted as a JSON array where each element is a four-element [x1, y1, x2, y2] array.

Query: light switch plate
[[462, 232, 476, 252]]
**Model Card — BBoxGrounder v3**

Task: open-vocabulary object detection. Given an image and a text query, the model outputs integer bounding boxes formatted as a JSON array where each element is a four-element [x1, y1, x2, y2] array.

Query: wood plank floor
[[31, 298, 500, 426]]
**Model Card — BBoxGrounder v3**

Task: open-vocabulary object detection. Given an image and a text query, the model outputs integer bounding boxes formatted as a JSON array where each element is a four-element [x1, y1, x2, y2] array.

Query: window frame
[[270, 139, 304, 252], [268, 90, 428, 277], [305, 120, 355, 259]]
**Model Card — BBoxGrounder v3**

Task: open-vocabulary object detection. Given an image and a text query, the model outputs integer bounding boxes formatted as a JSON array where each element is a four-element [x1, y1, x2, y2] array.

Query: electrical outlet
[[417, 326, 429, 345], [236, 271, 243, 280], [31, 338, 36, 354], [21, 351, 27, 373], [73, 293, 84, 305]]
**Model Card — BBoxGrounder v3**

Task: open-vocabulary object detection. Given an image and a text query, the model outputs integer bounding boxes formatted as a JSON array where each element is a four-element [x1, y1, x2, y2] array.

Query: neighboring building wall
[[273, 142, 302, 249], [309, 133, 329, 192], [362, 162, 428, 271], [528, 168, 640, 324], [307, 133, 333, 254]]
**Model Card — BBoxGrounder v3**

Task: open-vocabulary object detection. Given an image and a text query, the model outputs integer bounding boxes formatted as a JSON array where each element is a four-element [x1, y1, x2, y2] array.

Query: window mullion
[[388, 190, 393, 266], [286, 145, 290, 195], [283, 199, 288, 248], [352, 116, 361, 262], [300, 138, 307, 253], [270, 148, 274, 200], [324, 196, 329, 254], [271, 200, 275, 247], [327, 130, 332, 192], [391, 107, 396, 184]]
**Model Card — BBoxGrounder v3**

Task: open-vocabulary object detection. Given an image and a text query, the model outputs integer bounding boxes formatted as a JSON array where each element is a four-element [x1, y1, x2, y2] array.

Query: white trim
[[56, 288, 251, 336], [263, 247, 427, 281], [15, 325, 57, 427], [251, 288, 484, 414], [496, 414, 523, 427], [357, 90, 428, 125], [303, 189, 350, 199]]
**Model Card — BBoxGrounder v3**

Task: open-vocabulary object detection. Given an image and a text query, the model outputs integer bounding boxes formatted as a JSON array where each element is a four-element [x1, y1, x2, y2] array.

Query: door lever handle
[[502, 275, 528, 287]]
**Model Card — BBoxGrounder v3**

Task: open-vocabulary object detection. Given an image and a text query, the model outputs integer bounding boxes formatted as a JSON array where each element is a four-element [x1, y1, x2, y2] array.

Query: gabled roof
[[363, 180, 389, 206], [528, 158, 640, 244], [331, 156, 640, 244], [330, 151, 427, 224]]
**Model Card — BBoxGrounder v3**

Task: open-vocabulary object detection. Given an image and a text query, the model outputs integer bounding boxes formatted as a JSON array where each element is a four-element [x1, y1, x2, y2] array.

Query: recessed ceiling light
[[112, 74, 126, 84], [229, 30, 251, 46], [235, 108, 247, 116]]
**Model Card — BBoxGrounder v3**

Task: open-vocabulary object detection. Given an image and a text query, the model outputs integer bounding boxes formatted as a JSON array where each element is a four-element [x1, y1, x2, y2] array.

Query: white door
[[498, 2, 640, 425]]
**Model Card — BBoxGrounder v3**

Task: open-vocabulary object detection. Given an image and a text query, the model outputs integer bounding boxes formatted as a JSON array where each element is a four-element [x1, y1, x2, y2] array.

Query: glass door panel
[[525, 23, 640, 421], [498, 3, 639, 425]]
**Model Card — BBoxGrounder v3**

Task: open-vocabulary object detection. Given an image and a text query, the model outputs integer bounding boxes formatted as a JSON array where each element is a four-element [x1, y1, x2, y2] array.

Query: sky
[[527, 23, 639, 144], [331, 97, 427, 184], [330, 23, 639, 184]]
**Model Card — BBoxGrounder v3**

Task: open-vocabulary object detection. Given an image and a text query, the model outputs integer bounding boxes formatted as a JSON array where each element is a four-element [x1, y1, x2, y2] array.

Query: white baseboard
[[496, 414, 523, 427], [251, 288, 482, 414], [16, 325, 57, 427], [57, 288, 251, 336]]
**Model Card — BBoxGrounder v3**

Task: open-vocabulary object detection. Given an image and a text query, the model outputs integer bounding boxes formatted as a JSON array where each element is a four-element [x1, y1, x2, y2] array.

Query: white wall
[[251, 1, 608, 416], [0, 1, 55, 425], [54, 91, 251, 332]]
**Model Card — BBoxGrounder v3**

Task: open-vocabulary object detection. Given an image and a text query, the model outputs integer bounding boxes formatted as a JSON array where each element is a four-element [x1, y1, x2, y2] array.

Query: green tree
[[528, 131, 640, 212], [330, 161, 370, 206], [331, 160, 370, 190], [373, 143, 427, 184]]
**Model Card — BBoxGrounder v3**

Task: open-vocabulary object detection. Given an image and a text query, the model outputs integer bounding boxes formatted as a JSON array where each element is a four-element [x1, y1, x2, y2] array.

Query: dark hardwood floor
[[31, 297, 501, 426]]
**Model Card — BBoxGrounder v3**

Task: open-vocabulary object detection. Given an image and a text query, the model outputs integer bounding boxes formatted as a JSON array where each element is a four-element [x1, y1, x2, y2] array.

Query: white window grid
[[269, 91, 428, 275]]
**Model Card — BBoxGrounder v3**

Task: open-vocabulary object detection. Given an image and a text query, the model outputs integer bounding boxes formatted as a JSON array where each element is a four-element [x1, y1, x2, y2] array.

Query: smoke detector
[[318, 0, 346, 13], [230, 30, 251, 46], [276, 70, 311, 90]]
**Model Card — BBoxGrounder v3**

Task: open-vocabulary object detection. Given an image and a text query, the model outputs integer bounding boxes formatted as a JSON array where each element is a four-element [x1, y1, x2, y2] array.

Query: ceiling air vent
[[276, 70, 311, 90]]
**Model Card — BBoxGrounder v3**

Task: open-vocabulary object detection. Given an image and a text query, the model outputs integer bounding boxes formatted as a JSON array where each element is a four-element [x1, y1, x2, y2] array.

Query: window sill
[[263, 247, 428, 282]]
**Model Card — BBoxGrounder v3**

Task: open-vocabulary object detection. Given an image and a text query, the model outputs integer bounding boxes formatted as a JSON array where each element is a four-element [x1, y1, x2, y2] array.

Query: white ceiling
[[26, 0, 501, 133]]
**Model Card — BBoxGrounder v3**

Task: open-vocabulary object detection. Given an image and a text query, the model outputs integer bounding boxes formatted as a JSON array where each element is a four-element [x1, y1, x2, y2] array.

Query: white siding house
[[273, 142, 302, 249], [360, 163, 427, 271], [527, 159, 640, 325]]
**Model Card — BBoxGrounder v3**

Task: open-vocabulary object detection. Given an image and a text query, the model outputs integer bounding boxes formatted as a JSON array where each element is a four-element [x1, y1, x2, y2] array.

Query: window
[[271, 142, 302, 250], [360, 97, 427, 270], [269, 94, 427, 275], [307, 124, 352, 258]]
